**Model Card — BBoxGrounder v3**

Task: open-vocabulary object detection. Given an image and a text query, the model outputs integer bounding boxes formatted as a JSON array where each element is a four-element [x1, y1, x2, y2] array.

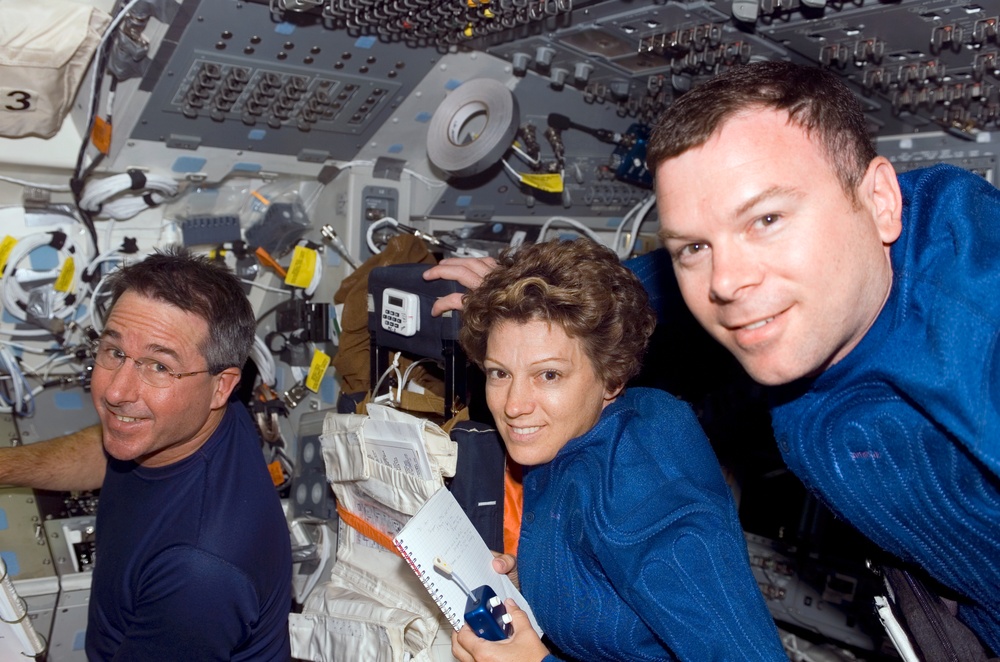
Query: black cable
[[71, 2, 129, 255]]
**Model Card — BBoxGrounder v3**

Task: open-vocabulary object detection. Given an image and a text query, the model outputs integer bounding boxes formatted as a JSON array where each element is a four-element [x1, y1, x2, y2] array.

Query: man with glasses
[[0, 248, 291, 660]]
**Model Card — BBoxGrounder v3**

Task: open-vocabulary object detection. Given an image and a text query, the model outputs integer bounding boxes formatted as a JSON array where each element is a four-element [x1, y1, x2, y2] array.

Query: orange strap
[[337, 472, 523, 559], [255, 246, 287, 278], [336, 502, 402, 557], [503, 463, 524, 557]]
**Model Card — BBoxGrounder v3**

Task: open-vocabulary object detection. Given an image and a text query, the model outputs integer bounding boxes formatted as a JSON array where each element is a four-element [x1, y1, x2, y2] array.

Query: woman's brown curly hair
[[459, 239, 657, 391]]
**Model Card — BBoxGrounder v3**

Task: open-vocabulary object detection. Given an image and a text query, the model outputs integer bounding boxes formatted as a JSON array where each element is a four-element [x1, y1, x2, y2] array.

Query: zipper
[[900, 568, 960, 662]]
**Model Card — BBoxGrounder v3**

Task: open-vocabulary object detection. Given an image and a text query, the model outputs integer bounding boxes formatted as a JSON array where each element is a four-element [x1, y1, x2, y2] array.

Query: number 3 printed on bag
[[1, 89, 34, 112]]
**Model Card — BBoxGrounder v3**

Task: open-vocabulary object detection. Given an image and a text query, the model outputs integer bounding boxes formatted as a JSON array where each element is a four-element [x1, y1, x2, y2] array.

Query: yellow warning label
[[284, 245, 317, 289], [306, 349, 331, 393], [54, 256, 75, 293], [520, 173, 564, 193]]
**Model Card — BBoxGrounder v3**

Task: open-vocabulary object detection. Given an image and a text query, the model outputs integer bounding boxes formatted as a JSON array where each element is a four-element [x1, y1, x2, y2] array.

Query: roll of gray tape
[[426, 78, 520, 178]]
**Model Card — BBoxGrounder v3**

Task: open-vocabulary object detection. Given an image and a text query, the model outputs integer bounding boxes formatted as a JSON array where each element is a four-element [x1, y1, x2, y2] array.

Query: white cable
[[366, 217, 400, 255], [84, 246, 130, 284], [510, 144, 540, 167], [25, 352, 76, 382], [1, 230, 90, 324], [78, 0, 145, 175], [372, 351, 402, 404], [0, 175, 72, 192], [240, 278, 293, 296], [398, 358, 433, 404], [0, 347, 25, 411], [305, 258, 322, 297], [291, 240, 325, 298], [102, 219, 117, 251], [403, 168, 447, 189], [79, 171, 180, 221], [88, 267, 114, 335], [0, 340, 60, 355], [83, 248, 137, 334], [0, 383, 43, 416], [251, 334, 276, 387], [612, 195, 657, 260], [501, 159, 524, 184], [331, 159, 445, 189], [0, 345, 34, 416], [306, 247, 324, 296], [537, 216, 604, 244], [335, 159, 375, 171], [0, 327, 58, 338], [321, 227, 361, 270], [106, 83, 116, 119]]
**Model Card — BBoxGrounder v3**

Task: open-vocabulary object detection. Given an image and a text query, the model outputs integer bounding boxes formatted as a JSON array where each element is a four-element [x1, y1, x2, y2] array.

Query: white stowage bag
[[0, 0, 111, 138], [289, 406, 460, 662]]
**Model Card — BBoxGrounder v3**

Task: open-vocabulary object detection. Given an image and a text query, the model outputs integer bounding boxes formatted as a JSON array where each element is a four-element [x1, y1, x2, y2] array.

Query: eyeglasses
[[90, 340, 211, 389]]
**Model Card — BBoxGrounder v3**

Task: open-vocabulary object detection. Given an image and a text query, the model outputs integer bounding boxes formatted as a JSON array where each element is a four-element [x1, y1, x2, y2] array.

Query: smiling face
[[655, 109, 902, 385], [484, 319, 619, 466], [90, 291, 240, 467]]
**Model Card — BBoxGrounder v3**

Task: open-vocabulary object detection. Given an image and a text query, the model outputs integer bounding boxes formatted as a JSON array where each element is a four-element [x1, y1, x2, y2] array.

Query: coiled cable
[[78, 170, 179, 221], [1, 230, 89, 326]]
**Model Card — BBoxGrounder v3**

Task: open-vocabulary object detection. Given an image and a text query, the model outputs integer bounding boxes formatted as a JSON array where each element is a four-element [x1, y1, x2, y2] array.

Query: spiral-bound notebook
[[392, 487, 542, 636]]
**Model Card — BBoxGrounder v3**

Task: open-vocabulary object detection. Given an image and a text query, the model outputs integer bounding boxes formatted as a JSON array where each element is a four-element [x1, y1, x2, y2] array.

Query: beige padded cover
[[0, 0, 111, 138]]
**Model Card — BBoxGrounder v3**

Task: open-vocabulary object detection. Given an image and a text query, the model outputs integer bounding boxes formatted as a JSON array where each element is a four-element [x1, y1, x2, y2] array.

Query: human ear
[[863, 156, 903, 245], [210, 368, 242, 410]]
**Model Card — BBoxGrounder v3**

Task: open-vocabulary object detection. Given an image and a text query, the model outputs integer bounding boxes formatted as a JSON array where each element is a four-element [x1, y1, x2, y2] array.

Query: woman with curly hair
[[451, 239, 785, 661]]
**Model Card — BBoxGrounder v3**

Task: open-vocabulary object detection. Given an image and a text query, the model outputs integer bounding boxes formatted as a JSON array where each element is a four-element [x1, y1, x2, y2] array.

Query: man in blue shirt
[[645, 60, 1000, 655], [0, 249, 291, 660]]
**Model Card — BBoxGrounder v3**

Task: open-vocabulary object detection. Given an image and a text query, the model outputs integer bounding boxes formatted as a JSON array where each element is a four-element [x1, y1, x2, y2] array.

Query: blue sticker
[[456, 196, 472, 207], [0, 508, 7, 530], [321, 374, 336, 404], [1, 551, 19, 576], [53, 392, 84, 410], [354, 36, 377, 49], [28, 245, 58, 270], [171, 156, 207, 173]]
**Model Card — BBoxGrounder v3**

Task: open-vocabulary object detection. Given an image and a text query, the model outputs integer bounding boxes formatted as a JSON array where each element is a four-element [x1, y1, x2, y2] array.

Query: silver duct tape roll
[[426, 78, 520, 178]]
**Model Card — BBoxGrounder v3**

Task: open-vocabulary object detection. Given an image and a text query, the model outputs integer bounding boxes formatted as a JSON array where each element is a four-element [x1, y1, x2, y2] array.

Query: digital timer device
[[380, 287, 420, 336]]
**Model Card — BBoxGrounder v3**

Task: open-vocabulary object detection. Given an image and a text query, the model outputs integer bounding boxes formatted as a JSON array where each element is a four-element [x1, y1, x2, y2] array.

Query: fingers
[[491, 553, 516, 575], [504, 600, 533, 632], [451, 607, 549, 662], [498, 601, 550, 660], [423, 257, 497, 288], [452, 628, 476, 662], [430, 292, 466, 317], [490, 553, 520, 590], [424, 257, 498, 316]]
